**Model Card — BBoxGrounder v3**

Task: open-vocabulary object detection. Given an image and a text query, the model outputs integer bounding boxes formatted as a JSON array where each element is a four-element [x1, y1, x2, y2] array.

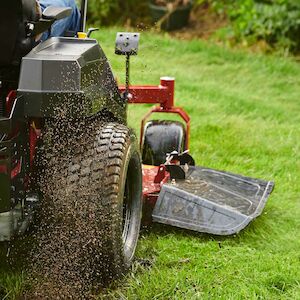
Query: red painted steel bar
[[6, 90, 17, 117], [160, 77, 175, 109], [119, 77, 175, 109], [119, 77, 191, 149]]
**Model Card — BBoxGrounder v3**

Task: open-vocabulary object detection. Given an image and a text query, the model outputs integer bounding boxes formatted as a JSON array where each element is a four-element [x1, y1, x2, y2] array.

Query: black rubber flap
[[152, 167, 274, 235]]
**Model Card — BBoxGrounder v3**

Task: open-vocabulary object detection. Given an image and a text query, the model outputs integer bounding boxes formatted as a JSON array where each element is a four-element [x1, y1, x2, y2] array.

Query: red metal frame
[[120, 77, 192, 217], [0, 91, 41, 180], [119, 77, 190, 150], [119, 77, 175, 108], [141, 164, 170, 224], [6, 90, 17, 117]]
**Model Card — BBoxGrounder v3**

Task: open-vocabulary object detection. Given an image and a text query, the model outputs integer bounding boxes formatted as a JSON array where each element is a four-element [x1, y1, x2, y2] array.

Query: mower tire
[[40, 121, 143, 284], [92, 122, 143, 278], [142, 120, 186, 165]]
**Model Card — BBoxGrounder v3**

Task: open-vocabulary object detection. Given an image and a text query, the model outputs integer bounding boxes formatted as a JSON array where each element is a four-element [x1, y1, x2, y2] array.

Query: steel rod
[[80, 0, 88, 32]]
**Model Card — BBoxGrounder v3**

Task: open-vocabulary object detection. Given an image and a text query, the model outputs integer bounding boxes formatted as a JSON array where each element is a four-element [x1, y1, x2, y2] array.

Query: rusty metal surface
[[152, 166, 274, 235]]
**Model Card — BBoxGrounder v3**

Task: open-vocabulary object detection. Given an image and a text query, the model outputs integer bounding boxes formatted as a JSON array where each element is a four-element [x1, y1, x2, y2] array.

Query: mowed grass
[[1, 28, 300, 299]]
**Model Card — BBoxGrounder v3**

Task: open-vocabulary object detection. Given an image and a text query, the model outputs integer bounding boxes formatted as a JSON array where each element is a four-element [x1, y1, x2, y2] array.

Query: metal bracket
[[115, 32, 140, 101], [115, 32, 140, 56]]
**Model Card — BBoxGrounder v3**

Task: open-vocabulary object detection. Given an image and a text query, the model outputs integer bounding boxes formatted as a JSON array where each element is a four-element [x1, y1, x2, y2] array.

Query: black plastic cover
[[18, 37, 125, 120]]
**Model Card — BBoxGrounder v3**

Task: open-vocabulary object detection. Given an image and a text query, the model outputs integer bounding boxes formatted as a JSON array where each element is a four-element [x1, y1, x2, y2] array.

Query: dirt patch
[[169, 4, 228, 40]]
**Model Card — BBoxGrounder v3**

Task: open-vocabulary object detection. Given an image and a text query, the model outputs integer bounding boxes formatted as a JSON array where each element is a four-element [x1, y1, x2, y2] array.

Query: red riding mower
[[0, 0, 274, 278]]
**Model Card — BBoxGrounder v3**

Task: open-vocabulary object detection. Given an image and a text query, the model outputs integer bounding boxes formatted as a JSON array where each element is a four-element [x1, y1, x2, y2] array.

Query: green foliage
[[87, 0, 148, 26], [210, 0, 300, 53], [85, 0, 300, 53], [87, 0, 116, 25]]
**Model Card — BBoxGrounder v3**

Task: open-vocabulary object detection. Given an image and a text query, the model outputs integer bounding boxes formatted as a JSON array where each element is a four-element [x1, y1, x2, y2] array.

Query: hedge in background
[[87, 0, 148, 26], [211, 0, 300, 53], [85, 0, 300, 53]]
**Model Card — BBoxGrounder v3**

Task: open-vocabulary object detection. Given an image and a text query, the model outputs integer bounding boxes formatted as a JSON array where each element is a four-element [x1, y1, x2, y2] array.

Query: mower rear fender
[[18, 37, 126, 121]]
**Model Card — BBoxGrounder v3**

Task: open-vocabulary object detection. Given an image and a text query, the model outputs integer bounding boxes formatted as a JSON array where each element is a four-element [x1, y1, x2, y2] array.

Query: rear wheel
[[88, 122, 143, 276], [36, 121, 143, 291], [68, 123, 142, 279]]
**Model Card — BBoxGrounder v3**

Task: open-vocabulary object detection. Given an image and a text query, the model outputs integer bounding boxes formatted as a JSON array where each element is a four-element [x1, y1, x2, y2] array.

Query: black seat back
[[0, 0, 38, 67]]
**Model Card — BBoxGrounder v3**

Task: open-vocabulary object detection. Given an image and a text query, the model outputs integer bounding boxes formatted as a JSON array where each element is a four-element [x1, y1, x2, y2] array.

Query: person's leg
[[39, 0, 81, 40]]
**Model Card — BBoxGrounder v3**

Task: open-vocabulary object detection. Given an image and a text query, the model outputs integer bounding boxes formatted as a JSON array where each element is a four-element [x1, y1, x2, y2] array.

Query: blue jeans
[[39, 0, 81, 41]]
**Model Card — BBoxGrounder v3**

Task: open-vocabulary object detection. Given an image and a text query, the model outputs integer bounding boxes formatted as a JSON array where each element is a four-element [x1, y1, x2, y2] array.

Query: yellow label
[[77, 32, 87, 39]]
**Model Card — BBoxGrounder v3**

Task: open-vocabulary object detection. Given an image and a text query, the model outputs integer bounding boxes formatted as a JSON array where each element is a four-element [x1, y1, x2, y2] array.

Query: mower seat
[[0, 0, 38, 67]]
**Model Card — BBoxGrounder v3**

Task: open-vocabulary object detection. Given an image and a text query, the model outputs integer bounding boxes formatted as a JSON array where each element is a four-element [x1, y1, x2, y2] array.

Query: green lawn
[[1, 28, 300, 299]]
